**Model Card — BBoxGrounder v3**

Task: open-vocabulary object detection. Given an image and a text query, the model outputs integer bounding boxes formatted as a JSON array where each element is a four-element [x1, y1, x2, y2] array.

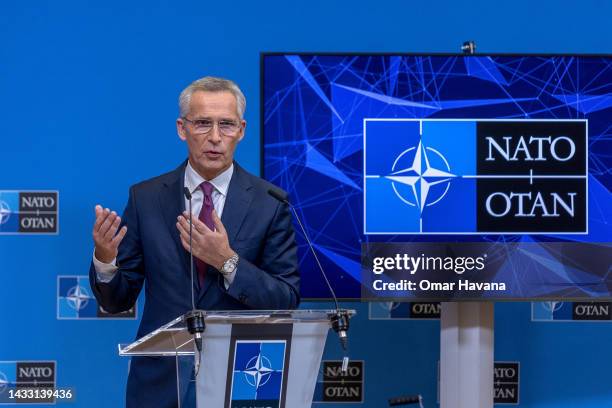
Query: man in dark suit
[[89, 77, 300, 407]]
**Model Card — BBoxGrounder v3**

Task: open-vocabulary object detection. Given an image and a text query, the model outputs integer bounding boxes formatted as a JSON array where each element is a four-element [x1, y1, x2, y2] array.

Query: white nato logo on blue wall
[[531, 301, 571, 321], [543, 301, 564, 313], [57, 275, 136, 320], [58, 276, 97, 319], [363, 118, 587, 234], [0, 363, 15, 397], [0, 191, 59, 234], [0, 361, 56, 403], [0, 371, 7, 394], [66, 285, 91, 311], [0, 201, 10, 225]]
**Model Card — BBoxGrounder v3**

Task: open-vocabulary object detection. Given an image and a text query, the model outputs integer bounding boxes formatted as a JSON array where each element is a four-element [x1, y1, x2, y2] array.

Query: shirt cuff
[[93, 248, 118, 283], [223, 269, 236, 289]]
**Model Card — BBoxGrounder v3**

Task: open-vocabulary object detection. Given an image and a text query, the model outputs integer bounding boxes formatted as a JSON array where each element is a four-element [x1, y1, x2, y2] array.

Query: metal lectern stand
[[118, 309, 355, 408]]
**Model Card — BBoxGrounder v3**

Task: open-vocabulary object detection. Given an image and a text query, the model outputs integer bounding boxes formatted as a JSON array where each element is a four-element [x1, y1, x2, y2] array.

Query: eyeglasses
[[182, 117, 241, 136]]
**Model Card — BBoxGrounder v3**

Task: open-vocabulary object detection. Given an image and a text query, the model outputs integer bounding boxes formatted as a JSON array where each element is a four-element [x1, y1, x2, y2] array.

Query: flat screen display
[[261, 54, 612, 300]]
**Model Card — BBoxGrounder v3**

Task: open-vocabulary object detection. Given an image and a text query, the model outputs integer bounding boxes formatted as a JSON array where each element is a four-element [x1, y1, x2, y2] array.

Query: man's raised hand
[[93, 204, 127, 264]]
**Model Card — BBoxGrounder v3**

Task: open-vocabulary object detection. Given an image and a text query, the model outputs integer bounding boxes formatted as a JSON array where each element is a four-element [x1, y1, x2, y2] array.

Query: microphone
[[267, 189, 351, 373], [183, 187, 204, 356]]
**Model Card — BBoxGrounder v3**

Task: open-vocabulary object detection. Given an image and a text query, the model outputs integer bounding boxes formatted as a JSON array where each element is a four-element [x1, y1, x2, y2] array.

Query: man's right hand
[[93, 204, 128, 264]]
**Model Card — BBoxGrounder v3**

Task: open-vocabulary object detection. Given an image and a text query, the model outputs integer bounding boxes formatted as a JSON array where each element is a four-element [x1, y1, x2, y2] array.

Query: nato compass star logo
[[532, 301, 572, 321], [230, 340, 286, 403], [242, 354, 275, 388], [0, 371, 8, 394], [58, 276, 99, 319], [0, 201, 10, 225], [379, 301, 401, 312], [386, 140, 456, 212], [543, 301, 564, 313], [66, 285, 91, 311], [58, 275, 137, 319]]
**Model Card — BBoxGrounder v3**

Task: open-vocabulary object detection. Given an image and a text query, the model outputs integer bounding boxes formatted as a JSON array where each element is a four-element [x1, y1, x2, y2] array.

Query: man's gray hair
[[178, 76, 246, 119]]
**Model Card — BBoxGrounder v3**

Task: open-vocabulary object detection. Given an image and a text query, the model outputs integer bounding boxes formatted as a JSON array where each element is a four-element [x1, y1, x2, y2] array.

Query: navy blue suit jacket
[[89, 161, 300, 407]]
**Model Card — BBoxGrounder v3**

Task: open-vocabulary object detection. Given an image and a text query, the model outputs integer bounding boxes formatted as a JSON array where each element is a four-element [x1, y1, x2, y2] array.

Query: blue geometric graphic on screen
[[487, 239, 612, 298], [0, 192, 19, 233], [551, 94, 612, 114], [314, 244, 361, 282], [465, 57, 509, 86], [335, 84, 437, 109], [58, 276, 98, 319], [329, 84, 368, 161], [365, 120, 476, 233], [515, 245, 609, 297], [285, 55, 342, 121], [263, 54, 612, 299], [305, 144, 360, 189], [563, 176, 611, 242], [231, 341, 285, 402], [437, 97, 535, 110], [388, 56, 402, 94]]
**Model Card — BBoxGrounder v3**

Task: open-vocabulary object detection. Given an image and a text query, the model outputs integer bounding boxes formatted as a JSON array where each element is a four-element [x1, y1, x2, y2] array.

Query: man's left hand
[[176, 210, 235, 270]]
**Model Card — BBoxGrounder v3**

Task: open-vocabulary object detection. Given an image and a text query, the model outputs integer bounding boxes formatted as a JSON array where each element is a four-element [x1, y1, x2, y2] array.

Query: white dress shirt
[[93, 161, 236, 287]]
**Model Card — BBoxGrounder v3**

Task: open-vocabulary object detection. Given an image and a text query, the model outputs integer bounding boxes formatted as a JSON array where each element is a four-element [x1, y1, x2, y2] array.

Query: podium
[[118, 309, 355, 408]]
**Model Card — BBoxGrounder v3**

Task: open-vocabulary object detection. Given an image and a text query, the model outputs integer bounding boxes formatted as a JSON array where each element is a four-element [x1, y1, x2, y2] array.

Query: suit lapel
[[221, 163, 253, 246], [160, 161, 191, 281], [198, 163, 253, 302]]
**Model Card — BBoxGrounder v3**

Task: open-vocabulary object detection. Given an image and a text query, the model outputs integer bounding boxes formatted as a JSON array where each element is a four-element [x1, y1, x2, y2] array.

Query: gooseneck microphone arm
[[184, 187, 196, 311], [267, 190, 340, 310], [267, 189, 351, 373], [182, 188, 205, 372]]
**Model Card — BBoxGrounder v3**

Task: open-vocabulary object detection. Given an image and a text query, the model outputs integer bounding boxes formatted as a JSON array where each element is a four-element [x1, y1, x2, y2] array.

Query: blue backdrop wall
[[1, 1, 611, 407]]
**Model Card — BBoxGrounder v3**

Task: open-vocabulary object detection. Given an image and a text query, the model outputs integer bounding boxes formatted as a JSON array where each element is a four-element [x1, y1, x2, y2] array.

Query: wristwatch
[[221, 253, 239, 276]]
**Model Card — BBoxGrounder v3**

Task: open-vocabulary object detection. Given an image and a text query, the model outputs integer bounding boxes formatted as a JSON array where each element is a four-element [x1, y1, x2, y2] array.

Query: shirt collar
[[184, 161, 233, 197]]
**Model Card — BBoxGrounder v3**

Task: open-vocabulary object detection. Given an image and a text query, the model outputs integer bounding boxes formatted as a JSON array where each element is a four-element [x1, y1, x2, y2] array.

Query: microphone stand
[[268, 189, 351, 374], [183, 187, 205, 376]]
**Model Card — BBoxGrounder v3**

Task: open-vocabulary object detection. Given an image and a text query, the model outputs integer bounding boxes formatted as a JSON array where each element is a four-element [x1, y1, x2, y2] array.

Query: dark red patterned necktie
[[196, 181, 214, 287]]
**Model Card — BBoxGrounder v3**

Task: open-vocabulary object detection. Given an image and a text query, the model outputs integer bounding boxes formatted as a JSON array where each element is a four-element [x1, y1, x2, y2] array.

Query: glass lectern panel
[[119, 309, 355, 356]]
